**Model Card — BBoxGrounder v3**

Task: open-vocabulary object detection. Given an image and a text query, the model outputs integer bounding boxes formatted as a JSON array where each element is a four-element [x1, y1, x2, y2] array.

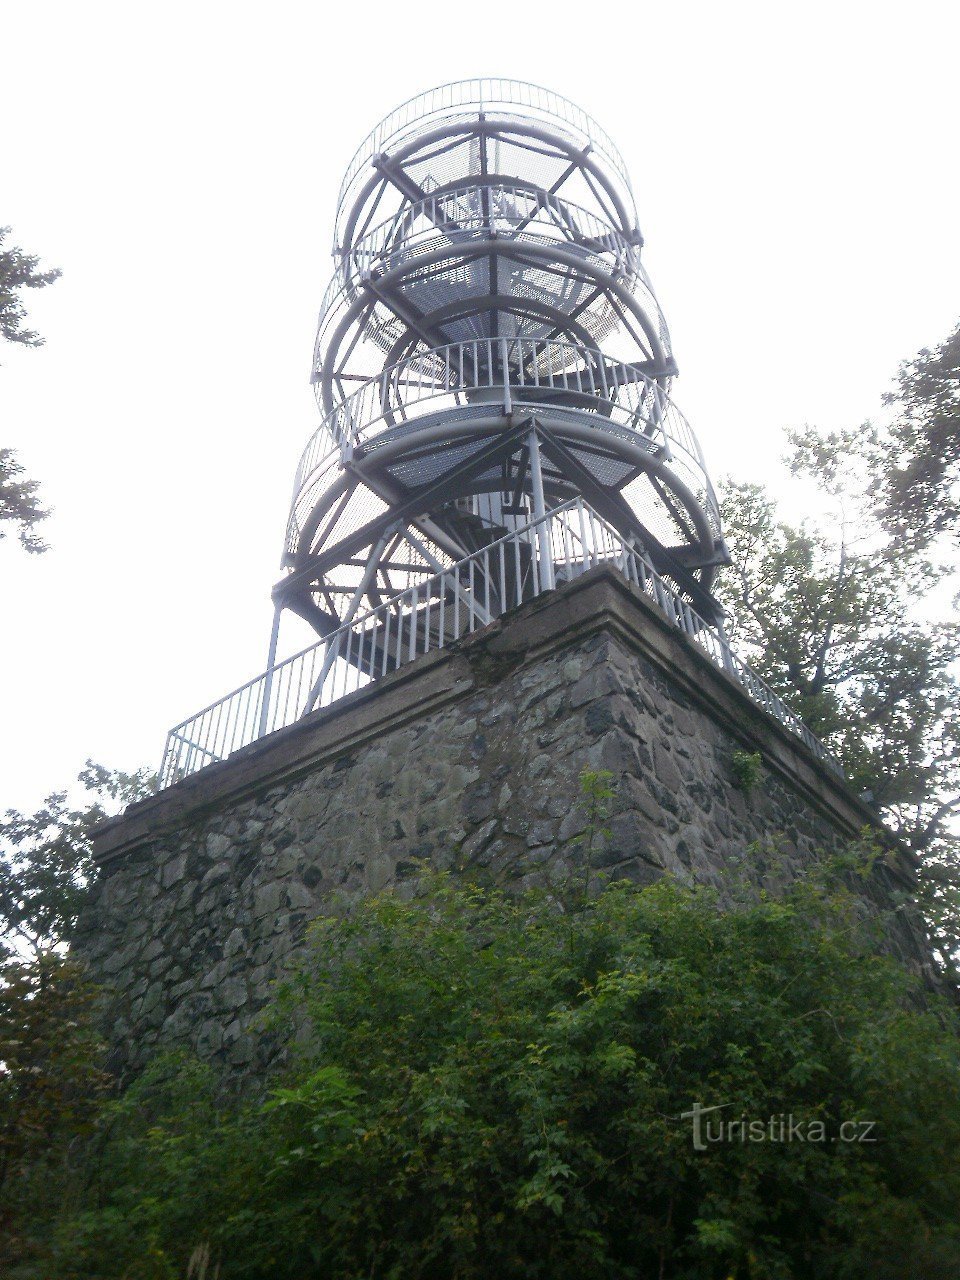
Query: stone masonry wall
[[79, 568, 929, 1076]]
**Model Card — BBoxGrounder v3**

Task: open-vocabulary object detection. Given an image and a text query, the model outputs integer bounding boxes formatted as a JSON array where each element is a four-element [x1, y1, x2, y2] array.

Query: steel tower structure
[[159, 82, 850, 787], [272, 80, 727, 681]]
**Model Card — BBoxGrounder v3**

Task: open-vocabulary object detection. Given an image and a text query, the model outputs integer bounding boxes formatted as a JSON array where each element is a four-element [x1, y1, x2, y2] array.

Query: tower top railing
[[334, 78, 635, 252]]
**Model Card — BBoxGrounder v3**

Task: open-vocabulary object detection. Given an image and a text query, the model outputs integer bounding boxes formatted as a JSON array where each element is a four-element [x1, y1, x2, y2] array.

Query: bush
[[0, 956, 108, 1272], [14, 867, 960, 1280]]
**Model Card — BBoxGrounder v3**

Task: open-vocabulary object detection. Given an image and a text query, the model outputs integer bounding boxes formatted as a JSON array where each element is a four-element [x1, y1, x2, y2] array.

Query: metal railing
[[161, 498, 842, 788], [316, 185, 665, 373], [342, 183, 642, 281], [312, 221, 670, 388], [334, 78, 634, 250], [289, 337, 717, 557]]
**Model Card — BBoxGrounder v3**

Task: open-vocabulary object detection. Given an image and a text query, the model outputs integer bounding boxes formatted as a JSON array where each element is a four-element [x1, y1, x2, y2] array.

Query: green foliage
[[1, 226, 60, 551], [567, 767, 615, 901], [0, 764, 155, 1268], [0, 761, 156, 961], [0, 955, 108, 1272], [730, 750, 763, 794], [880, 320, 960, 553], [16, 872, 960, 1279], [719, 453, 957, 811], [0, 226, 60, 352], [0, 447, 49, 554], [716, 345, 960, 978]]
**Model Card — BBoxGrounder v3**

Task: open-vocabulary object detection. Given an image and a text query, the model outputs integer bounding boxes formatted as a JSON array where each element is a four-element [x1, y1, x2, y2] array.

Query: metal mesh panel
[[371, 127, 615, 237], [401, 136, 480, 195], [621, 472, 691, 548], [384, 435, 493, 488], [370, 251, 625, 351], [482, 135, 575, 194], [308, 484, 390, 558], [401, 253, 491, 305], [560, 442, 636, 489]]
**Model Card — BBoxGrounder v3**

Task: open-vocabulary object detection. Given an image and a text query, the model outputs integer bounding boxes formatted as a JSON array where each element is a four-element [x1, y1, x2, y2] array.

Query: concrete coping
[[93, 565, 907, 878]]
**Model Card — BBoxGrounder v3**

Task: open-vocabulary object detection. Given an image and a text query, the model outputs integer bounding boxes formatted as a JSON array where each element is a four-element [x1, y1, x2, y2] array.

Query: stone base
[[79, 567, 931, 1074]]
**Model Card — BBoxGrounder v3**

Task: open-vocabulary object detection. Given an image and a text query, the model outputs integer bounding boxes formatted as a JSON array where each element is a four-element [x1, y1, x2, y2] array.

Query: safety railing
[[334, 78, 634, 249], [342, 183, 641, 281], [312, 221, 670, 388], [161, 498, 842, 788], [289, 337, 717, 557]]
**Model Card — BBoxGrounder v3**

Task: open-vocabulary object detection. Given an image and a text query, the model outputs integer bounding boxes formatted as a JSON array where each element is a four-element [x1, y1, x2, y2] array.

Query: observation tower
[[275, 80, 726, 676], [95, 82, 881, 1087], [163, 80, 779, 786]]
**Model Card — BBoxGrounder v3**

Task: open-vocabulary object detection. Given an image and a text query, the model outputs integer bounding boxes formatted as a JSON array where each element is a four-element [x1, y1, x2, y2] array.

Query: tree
[[0, 448, 49, 554], [0, 227, 61, 352], [0, 954, 108, 1271], [0, 761, 156, 963], [879, 321, 960, 553], [21, 872, 960, 1279], [716, 348, 960, 977], [0, 762, 154, 1271], [1, 226, 60, 552], [718, 445, 959, 826]]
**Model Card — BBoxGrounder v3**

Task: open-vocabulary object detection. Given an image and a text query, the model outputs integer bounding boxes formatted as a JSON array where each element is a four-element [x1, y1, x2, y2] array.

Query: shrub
[[20, 868, 960, 1280]]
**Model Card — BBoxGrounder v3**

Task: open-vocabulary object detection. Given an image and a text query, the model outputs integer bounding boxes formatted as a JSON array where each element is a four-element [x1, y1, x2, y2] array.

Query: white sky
[[2, 0, 959, 814]]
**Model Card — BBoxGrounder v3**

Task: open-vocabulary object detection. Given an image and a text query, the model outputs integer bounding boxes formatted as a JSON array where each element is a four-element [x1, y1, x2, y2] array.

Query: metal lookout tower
[[160, 81, 841, 787], [278, 80, 725, 658]]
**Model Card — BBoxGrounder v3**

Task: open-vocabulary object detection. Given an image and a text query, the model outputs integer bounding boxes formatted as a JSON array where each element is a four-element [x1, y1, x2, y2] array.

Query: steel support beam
[[302, 522, 400, 714], [526, 426, 555, 590], [534, 422, 721, 621], [276, 420, 535, 606]]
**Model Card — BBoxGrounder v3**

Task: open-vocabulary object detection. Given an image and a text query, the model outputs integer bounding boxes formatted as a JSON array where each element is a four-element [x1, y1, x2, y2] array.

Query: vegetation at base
[[730, 750, 763, 795], [0, 765, 157, 1266], [0, 954, 109, 1265], [3, 864, 960, 1279]]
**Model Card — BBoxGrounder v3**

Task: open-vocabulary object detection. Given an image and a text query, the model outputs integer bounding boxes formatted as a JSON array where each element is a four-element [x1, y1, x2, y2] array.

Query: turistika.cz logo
[[680, 1102, 878, 1152]]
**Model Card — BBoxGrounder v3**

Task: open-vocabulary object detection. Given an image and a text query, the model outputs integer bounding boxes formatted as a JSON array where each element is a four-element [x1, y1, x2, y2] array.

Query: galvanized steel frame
[[160, 496, 842, 789]]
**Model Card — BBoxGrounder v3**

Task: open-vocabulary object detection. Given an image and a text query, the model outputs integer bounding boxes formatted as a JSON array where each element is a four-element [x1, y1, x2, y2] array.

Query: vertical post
[[500, 337, 512, 414], [527, 425, 555, 590], [715, 610, 737, 677], [305, 629, 344, 716], [303, 523, 396, 715], [257, 603, 282, 738]]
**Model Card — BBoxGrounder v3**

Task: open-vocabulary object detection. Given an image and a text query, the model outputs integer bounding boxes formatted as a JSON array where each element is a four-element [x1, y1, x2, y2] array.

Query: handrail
[[341, 183, 641, 280], [288, 337, 717, 556], [312, 218, 668, 382], [334, 78, 633, 249], [316, 184, 652, 360], [160, 498, 842, 789]]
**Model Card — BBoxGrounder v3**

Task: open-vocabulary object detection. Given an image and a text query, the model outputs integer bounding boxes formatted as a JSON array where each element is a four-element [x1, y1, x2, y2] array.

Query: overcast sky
[[3, 0, 958, 814]]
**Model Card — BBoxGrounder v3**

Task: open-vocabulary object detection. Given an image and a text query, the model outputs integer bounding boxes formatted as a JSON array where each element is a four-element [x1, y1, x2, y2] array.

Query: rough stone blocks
[[78, 568, 929, 1075]]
